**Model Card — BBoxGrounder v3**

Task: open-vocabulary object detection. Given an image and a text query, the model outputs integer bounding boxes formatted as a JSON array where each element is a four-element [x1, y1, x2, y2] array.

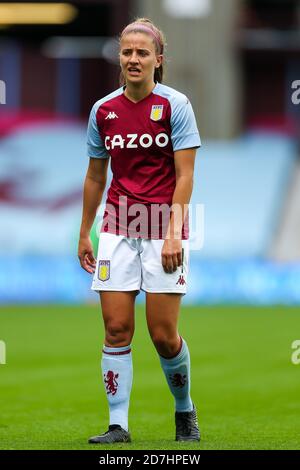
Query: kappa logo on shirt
[[105, 111, 118, 120]]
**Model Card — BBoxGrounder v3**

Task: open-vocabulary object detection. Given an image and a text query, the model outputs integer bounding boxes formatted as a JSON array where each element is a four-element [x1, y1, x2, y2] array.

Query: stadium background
[[1, 0, 300, 450]]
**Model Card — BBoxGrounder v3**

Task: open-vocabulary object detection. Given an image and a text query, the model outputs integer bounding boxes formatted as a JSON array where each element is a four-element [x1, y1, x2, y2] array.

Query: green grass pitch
[[0, 304, 300, 450]]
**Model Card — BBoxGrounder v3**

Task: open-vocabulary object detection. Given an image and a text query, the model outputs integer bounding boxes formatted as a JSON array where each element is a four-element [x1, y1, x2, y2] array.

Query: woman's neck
[[124, 81, 156, 103]]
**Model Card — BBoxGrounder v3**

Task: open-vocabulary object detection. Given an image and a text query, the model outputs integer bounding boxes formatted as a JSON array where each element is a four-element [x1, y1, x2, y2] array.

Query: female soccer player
[[78, 18, 201, 444]]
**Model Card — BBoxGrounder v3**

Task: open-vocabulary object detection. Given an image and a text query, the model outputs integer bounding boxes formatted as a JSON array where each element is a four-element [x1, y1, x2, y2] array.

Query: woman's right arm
[[78, 157, 109, 273]]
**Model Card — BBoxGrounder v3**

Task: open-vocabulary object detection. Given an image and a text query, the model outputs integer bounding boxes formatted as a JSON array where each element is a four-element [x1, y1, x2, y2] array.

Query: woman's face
[[120, 32, 162, 86]]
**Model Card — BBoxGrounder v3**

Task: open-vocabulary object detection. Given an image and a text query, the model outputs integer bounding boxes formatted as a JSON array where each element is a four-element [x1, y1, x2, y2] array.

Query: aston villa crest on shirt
[[98, 260, 110, 281], [150, 105, 164, 121]]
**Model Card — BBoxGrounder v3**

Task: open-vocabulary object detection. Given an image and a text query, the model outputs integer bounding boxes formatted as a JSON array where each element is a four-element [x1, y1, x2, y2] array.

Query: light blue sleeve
[[87, 103, 110, 159], [170, 96, 201, 152]]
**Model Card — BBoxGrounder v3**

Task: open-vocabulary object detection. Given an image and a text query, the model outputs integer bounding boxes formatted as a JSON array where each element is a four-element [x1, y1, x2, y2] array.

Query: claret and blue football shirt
[[87, 82, 201, 239]]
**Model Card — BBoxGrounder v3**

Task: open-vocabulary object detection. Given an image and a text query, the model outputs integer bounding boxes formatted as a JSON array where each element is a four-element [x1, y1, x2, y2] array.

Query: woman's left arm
[[161, 148, 197, 273]]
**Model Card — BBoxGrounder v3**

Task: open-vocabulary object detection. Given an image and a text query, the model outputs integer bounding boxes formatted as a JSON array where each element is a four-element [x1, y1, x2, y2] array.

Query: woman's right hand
[[78, 236, 97, 274]]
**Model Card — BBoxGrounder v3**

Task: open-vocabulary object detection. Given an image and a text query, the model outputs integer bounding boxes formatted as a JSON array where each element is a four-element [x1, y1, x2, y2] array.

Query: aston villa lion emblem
[[98, 260, 110, 281], [169, 373, 187, 388], [150, 104, 164, 121], [104, 370, 119, 395]]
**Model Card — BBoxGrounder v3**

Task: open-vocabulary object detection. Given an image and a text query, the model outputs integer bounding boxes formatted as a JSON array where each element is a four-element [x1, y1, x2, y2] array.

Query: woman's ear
[[156, 54, 163, 68]]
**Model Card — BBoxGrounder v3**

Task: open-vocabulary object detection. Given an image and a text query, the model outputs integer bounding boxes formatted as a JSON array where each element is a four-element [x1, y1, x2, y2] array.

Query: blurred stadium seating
[[192, 133, 296, 259]]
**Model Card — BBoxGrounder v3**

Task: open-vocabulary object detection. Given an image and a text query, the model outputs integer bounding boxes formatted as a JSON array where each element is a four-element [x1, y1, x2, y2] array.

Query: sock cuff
[[159, 337, 187, 363], [102, 344, 131, 356]]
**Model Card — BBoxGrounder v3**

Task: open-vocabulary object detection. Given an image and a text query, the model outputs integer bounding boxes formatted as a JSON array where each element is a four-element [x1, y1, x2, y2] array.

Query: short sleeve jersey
[[87, 82, 201, 239]]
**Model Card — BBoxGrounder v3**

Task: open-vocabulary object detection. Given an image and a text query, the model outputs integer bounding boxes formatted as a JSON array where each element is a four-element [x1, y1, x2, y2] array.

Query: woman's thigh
[[100, 291, 138, 346], [145, 292, 182, 338]]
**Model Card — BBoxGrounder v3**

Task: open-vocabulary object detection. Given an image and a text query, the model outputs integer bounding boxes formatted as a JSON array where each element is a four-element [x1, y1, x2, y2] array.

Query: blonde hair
[[119, 18, 166, 86]]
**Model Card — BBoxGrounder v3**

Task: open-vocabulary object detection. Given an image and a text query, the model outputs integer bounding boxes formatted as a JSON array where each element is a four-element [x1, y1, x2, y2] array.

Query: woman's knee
[[150, 330, 180, 357], [105, 321, 134, 347]]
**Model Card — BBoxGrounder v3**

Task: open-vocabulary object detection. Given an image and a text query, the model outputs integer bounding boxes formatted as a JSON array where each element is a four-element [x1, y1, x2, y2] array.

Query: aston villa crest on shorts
[[150, 105, 164, 121], [98, 260, 110, 281]]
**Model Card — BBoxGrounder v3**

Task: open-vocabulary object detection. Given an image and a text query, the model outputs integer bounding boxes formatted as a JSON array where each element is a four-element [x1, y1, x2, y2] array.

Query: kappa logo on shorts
[[176, 275, 186, 286], [98, 260, 110, 281], [176, 248, 186, 285], [150, 104, 164, 121]]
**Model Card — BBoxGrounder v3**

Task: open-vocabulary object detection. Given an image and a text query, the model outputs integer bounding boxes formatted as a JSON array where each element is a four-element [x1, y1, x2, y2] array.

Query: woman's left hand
[[161, 238, 182, 274]]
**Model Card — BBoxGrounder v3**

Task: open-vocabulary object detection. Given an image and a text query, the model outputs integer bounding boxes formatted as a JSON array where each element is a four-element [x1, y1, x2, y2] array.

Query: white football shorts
[[91, 232, 189, 294]]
